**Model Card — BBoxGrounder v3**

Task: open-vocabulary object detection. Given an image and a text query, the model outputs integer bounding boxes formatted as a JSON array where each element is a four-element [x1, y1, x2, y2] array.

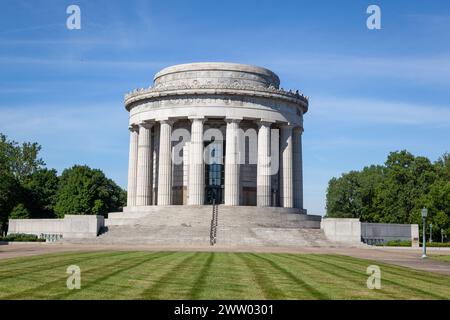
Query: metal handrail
[[210, 199, 218, 245]]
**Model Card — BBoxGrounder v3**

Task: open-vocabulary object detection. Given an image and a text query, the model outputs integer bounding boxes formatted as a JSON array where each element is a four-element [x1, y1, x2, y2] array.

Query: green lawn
[[0, 251, 449, 299], [431, 255, 450, 262]]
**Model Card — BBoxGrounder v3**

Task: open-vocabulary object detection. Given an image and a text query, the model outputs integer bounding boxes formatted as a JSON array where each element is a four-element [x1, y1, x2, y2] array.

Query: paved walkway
[[1, 243, 449, 275]]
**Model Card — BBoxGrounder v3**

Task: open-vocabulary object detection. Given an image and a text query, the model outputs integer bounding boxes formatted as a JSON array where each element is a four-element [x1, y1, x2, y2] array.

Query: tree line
[[0, 133, 126, 235], [326, 150, 450, 240]]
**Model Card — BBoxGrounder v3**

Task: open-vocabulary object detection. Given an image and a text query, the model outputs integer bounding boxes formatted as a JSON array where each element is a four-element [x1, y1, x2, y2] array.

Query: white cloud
[[264, 54, 450, 86], [310, 96, 450, 126]]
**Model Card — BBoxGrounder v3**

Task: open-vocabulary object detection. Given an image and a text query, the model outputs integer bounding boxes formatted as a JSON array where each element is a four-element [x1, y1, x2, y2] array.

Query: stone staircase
[[64, 206, 343, 247]]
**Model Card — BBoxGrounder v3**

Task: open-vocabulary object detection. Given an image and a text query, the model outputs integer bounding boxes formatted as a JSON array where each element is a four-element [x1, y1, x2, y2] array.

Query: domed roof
[[153, 62, 280, 89]]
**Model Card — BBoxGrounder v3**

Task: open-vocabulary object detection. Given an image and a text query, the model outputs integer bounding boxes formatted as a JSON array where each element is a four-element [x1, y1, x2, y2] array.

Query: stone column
[[152, 125, 160, 205], [188, 117, 205, 205], [257, 121, 272, 207], [224, 118, 241, 206], [127, 125, 139, 207], [136, 121, 153, 206], [293, 127, 304, 210], [157, 120, 173, 205], [280, 125, 293, 208]]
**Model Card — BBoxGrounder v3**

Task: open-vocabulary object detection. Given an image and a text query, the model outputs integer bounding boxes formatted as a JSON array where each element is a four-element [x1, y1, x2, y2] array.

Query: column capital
[[225, 117, 242, 124], [158, 119, 175, 126], [293, 126, 304, 134], [138, 120, 154, 129], [280, 123, 294, 130], [128, 124, 139, 132], [188, 116, 206, 122], [257, 119, 274, 128]]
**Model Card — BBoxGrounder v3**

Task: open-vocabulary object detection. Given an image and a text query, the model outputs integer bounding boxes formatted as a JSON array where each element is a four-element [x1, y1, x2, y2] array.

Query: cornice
[[124, 83, 309, 112]]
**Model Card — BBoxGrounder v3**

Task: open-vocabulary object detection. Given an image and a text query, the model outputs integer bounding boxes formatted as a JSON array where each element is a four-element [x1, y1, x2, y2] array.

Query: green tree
[[326, 171, 362, 218], [10, 203, 30, 219], [0, 134, 25, 233], [23, 168, 59, 218], [0, 133, 50, 232], [326, 150, 450, 238], [0, 134, 45, 182], [54, 165, 126, 217]]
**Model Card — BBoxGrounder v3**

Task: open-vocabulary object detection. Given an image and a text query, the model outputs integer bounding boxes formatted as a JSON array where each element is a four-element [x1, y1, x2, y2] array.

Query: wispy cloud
[[0, 56, 170, 70], [263, 54, 450, 86], [0, 103, 127, 151], [0, 102, 129, 186], [310, 96, 450, 126]]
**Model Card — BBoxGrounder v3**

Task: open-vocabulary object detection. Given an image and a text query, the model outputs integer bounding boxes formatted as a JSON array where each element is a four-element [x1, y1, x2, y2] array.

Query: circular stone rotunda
[[103, 62, 330, 246]]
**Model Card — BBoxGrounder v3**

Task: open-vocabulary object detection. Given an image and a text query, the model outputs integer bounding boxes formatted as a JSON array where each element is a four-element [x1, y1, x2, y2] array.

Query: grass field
[[0, 251, 449, 299], [431, 255, 450, 262]]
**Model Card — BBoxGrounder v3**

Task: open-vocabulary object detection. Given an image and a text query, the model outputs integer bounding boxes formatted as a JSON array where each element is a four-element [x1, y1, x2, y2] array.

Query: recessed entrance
[[205, 140, 224, 204]]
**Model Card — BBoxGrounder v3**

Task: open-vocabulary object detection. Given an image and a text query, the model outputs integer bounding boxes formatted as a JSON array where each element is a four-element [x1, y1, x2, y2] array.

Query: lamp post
[[421, 208, 428, 258], [442, 229, 444, 243]]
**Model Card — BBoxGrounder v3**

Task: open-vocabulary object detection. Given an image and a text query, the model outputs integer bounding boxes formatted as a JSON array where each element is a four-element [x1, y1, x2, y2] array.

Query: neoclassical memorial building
[[125, 62, 307, 210], [7, 62, 416, 246]]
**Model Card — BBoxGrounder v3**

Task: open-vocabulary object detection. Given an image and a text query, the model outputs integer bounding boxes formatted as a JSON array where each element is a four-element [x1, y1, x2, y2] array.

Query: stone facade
[[7, 215, 104, 239], [125, 62, 308, 209]]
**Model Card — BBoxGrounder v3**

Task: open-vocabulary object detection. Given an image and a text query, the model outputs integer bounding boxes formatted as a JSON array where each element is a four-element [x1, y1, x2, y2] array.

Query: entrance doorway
[[205, 141, 224, 204]]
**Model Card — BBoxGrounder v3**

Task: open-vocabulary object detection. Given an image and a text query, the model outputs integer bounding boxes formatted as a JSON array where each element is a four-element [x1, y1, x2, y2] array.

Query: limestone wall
[[321, 218, 362, 244], [322, 218, 420, 247], [7, 215, 104, 239], [361, 222, 419, 247], [7, 219, 64, 236]]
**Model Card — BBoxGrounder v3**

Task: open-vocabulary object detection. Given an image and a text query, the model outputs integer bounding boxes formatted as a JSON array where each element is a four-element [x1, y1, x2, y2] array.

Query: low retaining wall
[[361, 222, 419, 247], [320, 218, 361, 244], [8, 215, 104, 239], [321, 218, 419, 247], [8, 219, 64, 235]]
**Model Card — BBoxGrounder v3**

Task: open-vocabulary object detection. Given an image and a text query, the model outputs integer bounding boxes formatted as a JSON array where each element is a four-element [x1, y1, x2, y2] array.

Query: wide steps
[[67, 205, 343, 247]]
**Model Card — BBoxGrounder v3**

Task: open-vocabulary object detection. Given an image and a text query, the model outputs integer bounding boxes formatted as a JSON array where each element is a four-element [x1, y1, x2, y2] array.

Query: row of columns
[[127, 118, 303, 208]]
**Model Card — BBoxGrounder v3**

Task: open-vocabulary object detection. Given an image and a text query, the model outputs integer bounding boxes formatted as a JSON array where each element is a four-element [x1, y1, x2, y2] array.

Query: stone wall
[[7, 219, 64, 236], [321, 218, 420, 247], [8, 215, 104, 239], [321, 218, 362, 244], [63, 215, 105, 239], [361, 222, 419, 247]]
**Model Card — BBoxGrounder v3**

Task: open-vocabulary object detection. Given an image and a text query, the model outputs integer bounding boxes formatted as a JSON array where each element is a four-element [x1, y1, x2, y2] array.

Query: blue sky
[[1, 0, 449, 215]]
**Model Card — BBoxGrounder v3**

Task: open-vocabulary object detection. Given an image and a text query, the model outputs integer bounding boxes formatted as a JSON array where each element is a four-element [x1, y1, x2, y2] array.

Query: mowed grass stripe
[[192, 252, 268, 299], [0, 251, 98, 269], [250, 253, 329, 299], [55, 251, 175, 299], [140, 252, 202, 299], [236, 253, 287, 299], [302, 254, 449, 299], [51, 251, 191, 300], [0, 251, 448, 300], [300, 254, 436, 299], [318, 254, 450, 295], [275, 253, 381, 299], [0, 251, 128, 297], [328, 254, 450, 288], [431, 255, 450, 262], [330, 254, 450, 298], [189, 252, 215, 299], [0, 251, 119, 280], [276, 254, 399, 299], [1, 251, 133, 299]]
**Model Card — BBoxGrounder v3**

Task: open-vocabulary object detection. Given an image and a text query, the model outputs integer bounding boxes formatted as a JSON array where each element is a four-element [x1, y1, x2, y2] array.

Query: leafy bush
[[420, 242, 450, 247], [385, 240, 412, 247], [0, 233, 45, 242], [10, 203, 30, 219], [54, 165, 126, 217]]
